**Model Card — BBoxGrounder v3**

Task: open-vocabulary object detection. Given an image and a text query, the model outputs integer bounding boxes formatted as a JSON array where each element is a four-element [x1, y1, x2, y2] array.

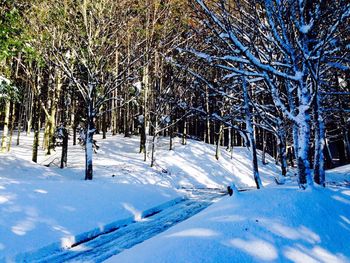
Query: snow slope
[[326, 164, 350, 183], [82, 134, 282, 189], [0, 132, 280, 260], [0, 156, 180, 260], [1, 132, 349, 261], [108, 186, 350, 263], [4, 133, 282, 189]]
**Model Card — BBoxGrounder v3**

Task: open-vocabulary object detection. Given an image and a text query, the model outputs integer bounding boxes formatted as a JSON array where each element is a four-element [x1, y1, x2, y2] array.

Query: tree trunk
[[43, 114, 55, 154], [249, 129, 261, 189], [275, 137, 280, 165], [277, 129, 287, 177], [85, 102, 94, 180], [102, 106, 107, 139], [60, 127, 68, 169], [32, 96, 41, 163], [262, 129, 267, 165], [205, 86, 211, 144], [286, 81, 299, 162], [7, 102, 15, 152], [313, 94, 325, 186], [182, 120, 187, 145], [140, 122, 147, 160], [16, 105, 24, 146], [242, 73, 262, 189], [1, 100, 10, 153], [215, 124, 223, 160], [150, 133, 157, 167], [343, 129, 350, 163], [25, 87, 33, 135], [124, 29, 131, 138], [124, 93, 130, 137], [112, 42, 119, 135], [71, 97, 77, 146], [340, 115, 350, 163], [140, 64, 150, 160], [324, 134, 334, 169], [111, 89, 118, 136], [297, 117, 312, 188], [43, 69, 62, 154], [169, 124, 173, 151]]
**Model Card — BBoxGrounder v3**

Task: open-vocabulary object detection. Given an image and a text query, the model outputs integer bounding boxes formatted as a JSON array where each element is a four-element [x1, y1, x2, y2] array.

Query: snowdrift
[[109, 186, 350, 263]]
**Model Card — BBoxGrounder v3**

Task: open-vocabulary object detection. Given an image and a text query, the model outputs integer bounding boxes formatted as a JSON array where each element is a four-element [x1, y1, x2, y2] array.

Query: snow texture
[[1, 132, 349, 261], [0, 132, 280, 260], [109, 186, 350, 263]]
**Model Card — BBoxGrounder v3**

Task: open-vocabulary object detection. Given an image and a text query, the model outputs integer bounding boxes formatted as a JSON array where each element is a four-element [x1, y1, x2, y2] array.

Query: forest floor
[[108, 184, 350, 263], [20, 189, 226, 263], [0, 132, 349, 262]]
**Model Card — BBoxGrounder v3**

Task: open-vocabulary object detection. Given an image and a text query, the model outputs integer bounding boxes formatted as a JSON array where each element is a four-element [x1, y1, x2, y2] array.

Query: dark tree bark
[[60, 127, 68, 169], [32, 95, 41, 163], [85, 101, 95, 180]]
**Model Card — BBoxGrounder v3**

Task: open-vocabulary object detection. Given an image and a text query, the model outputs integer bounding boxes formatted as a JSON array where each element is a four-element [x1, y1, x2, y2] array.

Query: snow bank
[[0, 152, 180, 260], [94, 135, 281, 189], [326, 164, 350, 183], [0, 132, 285, 260], [108, 186, 350, 263], [0, 174, 180, 260]]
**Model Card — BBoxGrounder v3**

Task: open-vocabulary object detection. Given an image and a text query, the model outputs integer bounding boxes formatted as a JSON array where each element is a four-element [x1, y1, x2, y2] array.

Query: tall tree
[[190, 0, 350, 188]]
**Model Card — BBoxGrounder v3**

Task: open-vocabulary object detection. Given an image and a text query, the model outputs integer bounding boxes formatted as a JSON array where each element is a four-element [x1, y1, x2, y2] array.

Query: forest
[[0, 0, 350, 261], [1, 0, 349, 188]]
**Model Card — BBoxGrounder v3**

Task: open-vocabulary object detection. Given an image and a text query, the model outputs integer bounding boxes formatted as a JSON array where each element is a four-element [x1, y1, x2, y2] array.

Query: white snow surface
[[108, 186, 350, 263], [0, 132, 280, 260], [326, 164, 350, 183], [1, 132, 349, 261]]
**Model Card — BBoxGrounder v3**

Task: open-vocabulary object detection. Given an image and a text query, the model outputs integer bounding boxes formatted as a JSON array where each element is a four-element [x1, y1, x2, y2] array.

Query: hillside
[[0, 133, 279, 260]]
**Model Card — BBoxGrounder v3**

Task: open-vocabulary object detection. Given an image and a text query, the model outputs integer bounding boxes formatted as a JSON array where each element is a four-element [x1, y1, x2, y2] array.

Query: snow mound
[[94, 135, 281, 189], [109, 186, 350, 263], [326, 164, 350, 184]]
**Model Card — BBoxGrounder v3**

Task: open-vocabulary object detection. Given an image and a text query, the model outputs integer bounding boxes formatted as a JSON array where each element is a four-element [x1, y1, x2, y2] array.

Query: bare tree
[[191, 0, 350, 188]]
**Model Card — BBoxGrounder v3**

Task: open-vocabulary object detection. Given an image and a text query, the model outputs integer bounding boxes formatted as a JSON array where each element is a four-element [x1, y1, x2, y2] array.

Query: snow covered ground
[[108, 186, 350, 263], [1, 133, 282, 188], [326, 164, 350, 184], [1, 132, 349, 262], [0, 132, 279, 261]]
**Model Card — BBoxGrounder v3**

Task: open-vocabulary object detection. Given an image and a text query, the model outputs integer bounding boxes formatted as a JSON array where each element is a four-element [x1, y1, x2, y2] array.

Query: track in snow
[[32, 188, 226, 263]]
